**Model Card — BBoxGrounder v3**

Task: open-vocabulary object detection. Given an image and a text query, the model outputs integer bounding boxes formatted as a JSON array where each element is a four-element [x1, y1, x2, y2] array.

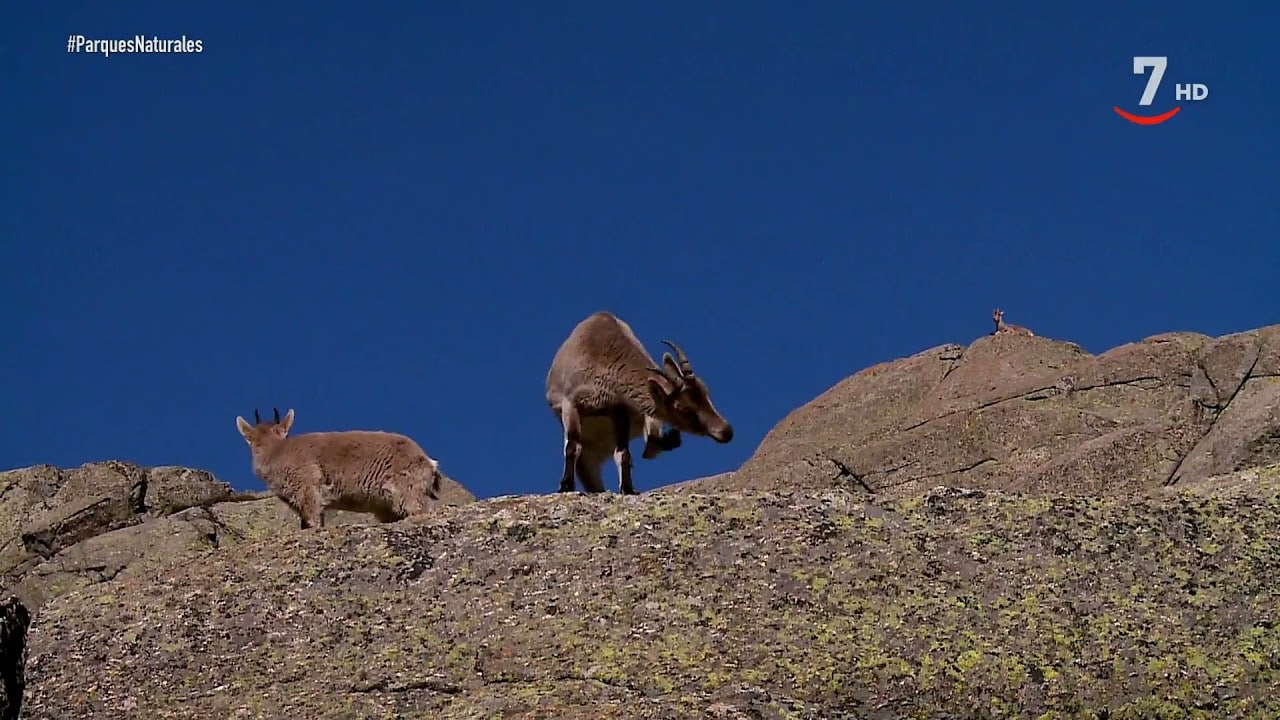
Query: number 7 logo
[[1132, 56, 1167, 106], [1114, 55, 1181, 125]]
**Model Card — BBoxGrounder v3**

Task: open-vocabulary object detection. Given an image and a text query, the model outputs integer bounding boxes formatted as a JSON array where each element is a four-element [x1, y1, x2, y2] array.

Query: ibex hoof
[[659, 428, 682, 451]]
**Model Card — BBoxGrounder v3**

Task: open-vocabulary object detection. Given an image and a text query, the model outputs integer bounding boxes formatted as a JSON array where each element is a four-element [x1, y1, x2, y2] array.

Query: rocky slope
[[673, 325, 1280, 501], [4, 323, 1280, 718], [18, 467, 1280, 719]]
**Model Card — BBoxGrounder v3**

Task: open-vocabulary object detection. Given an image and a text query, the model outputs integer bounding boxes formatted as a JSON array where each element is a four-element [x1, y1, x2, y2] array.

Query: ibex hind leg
[[574, 454, 607, 494], [612, 407, 638, 495], [558, 402, 583, 493]]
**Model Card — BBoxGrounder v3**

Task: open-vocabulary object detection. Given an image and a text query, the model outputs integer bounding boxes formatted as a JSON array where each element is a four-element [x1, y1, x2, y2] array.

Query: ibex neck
[[636, 394, 665, 421]]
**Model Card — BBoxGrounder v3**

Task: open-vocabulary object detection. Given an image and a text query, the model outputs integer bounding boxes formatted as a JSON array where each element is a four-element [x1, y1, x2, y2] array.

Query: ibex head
[[645, 339, 734, 444], [235, 406, 296, 448]]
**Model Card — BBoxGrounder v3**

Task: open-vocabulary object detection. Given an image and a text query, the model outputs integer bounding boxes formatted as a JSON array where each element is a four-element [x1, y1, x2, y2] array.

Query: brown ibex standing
[[235, 407, 444, 529], [545, 311, 734, 495], [992, 308, 1035, 336]]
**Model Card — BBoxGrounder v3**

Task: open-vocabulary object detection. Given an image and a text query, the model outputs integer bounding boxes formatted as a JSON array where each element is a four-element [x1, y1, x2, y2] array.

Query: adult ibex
[[545, 311, 734, 495]]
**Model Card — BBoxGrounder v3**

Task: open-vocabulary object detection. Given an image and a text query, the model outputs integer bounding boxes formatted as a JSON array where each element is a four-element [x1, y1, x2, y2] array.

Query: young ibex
[[545, 311, 734, 495], [235, 407, 443, 529], [992, 308, 1035, 336]]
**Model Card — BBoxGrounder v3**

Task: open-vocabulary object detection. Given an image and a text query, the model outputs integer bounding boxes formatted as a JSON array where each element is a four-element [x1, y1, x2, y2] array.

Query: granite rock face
[[672, 325, 1280, 501]]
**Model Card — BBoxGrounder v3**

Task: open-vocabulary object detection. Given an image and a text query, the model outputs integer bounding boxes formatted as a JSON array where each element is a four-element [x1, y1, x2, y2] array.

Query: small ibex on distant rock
[[545, 311, 734, 495], [992, 308, 1035, 337], [235, 407, 443, 529]]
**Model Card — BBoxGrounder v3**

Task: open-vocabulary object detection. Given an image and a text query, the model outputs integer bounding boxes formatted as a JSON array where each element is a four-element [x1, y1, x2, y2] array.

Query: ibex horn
[[254, 409, 261, 424], [661, 339, 693, 376], [273, 407, 281, 423]]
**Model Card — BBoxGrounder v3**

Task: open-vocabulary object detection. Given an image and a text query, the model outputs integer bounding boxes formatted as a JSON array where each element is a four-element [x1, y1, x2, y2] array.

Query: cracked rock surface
[[0, 462, 236, 598], [669, 324, 1280, 500]]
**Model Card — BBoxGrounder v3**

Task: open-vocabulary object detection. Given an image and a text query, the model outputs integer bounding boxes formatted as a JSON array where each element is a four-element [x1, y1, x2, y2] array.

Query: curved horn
[[661, 339, 693, 376], [254, 409, 261, 424], [647, 365, 677, 381], [273, 407, 281, 423]]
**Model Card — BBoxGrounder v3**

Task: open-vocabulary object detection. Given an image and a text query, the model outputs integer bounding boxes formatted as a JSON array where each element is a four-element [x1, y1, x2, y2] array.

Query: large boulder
[[0, 462, 237, 592], [674, 325, 1280, 500]]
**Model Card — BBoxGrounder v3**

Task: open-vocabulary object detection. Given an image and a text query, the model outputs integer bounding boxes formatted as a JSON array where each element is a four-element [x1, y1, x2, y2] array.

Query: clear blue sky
[[3, 3, 1277, 499]]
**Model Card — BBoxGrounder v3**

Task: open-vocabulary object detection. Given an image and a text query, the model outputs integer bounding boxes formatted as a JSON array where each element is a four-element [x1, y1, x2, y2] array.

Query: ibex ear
[[647, 367, 677, 401], [279, 409, 295, 434], [236, 416, 252, 438], [662, 353, 684, 378]]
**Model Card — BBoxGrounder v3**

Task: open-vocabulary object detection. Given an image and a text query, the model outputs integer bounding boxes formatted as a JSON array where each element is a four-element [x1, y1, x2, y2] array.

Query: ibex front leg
[[642, 416, 682, 459], [612, 407, 637, 495]]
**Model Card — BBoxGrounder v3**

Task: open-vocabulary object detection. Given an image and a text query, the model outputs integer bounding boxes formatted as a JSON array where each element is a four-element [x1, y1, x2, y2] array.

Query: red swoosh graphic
[[1113, 106, 1181, 125]]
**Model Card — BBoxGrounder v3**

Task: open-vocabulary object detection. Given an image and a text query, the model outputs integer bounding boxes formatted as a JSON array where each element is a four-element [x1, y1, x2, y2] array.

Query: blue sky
[[3, 3, 1277, 500]]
